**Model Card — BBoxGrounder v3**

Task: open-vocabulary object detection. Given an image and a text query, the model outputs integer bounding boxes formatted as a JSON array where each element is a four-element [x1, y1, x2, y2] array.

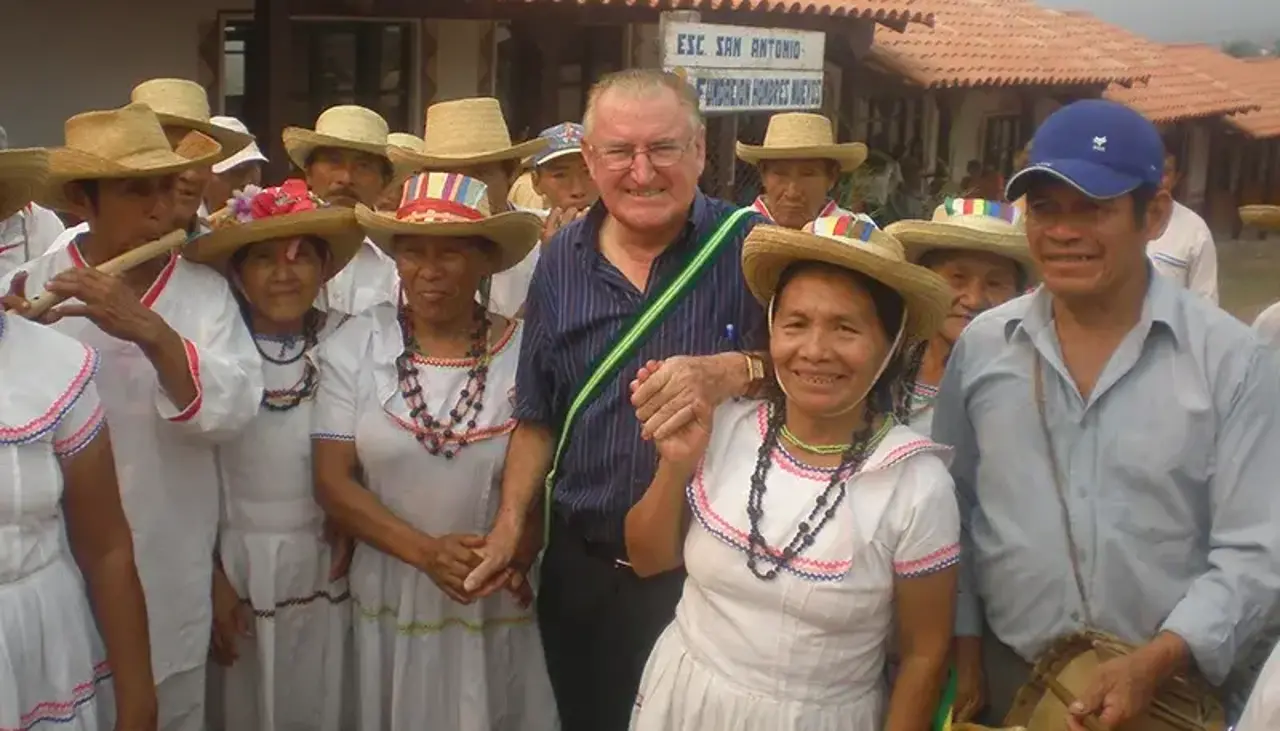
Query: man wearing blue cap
[[932, 99, 1280, 729], [529, 122, 598, 226]]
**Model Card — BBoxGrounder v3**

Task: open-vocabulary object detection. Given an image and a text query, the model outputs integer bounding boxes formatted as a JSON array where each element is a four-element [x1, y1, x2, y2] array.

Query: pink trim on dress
[[166, 338, 204, 423], [52, 403, 106, 458], [4, 660, 112, 731], [0, 346, 98, 445]]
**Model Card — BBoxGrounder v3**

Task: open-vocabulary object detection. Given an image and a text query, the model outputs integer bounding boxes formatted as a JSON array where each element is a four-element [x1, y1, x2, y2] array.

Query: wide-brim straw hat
[[185, 203, 363, 282], [37, 103, 224, 213], [283, 105, 418, 181], [743, 215, 952, 341], [887, 198, 1036, 277], [388, 132, 425, 153], [355, 171, 540, 274], [736, 113, 868, 173], [1240, 205, 1280, 231], [132, 78, 254, 164], [388, 97, 547, 173], [0, 148, 49, 221]]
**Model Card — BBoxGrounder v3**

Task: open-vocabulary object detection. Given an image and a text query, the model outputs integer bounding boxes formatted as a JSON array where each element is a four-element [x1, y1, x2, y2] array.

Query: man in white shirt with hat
[[1146, 153, 1218, 304], [202, 115, 267, 214], [386, 97, 547, 318], [0, 124, 66, 277], [283, 104, 414, 316]]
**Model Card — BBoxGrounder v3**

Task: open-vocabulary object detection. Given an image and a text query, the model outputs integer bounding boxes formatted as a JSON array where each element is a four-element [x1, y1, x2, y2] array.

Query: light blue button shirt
[[932, 273, 1280, 685]]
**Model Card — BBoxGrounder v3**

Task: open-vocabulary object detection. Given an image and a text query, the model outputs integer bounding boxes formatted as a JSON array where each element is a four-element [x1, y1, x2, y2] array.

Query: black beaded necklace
[[744, 399, 890, 581], [257, 310, 324, 412], [394, 304, 492, 460]]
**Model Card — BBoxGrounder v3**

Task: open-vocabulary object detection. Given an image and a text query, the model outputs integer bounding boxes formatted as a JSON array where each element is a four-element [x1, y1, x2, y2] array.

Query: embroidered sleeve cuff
[[894, 543, 961, 579], [161, 338, 204, 423], [53, 403, 106, 458], [311, 432, 355, 442]]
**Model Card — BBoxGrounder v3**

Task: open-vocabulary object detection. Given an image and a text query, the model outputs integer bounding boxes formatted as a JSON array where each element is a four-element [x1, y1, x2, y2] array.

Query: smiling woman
[[623, 214, 960, 731]]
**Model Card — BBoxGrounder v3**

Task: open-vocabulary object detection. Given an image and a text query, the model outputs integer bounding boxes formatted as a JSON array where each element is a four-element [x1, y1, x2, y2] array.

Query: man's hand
[[1067, 632, 1190, 730], [43, 269, 168, 345], [463, 518, 523, 597], [541, 206, 586, 243], [631, 353, 747, 441], [953, 636, 986, 722]]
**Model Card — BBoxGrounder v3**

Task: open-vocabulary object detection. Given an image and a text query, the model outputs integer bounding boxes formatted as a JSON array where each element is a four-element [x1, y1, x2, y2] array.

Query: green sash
[[541, 206, 757, 540]]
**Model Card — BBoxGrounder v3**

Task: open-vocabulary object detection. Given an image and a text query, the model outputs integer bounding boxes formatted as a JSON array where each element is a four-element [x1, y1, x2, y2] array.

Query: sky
[[1038, 0, 1278, 44]]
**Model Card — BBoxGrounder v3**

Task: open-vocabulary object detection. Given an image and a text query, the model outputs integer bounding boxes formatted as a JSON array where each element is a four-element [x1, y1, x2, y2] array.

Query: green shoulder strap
[[541, 206, 756, 540]]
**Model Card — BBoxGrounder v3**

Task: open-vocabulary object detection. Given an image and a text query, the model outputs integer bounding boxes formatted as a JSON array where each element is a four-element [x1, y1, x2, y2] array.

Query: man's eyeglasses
[[589, 139, 692, 172]]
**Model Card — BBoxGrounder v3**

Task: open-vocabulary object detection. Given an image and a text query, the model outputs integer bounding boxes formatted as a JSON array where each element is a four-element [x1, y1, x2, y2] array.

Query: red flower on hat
[[249, 178, 320, 219]]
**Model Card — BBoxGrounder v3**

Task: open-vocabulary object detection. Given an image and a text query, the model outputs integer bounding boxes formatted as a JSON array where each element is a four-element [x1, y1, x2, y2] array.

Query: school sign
[[661, 21, 826, 115]]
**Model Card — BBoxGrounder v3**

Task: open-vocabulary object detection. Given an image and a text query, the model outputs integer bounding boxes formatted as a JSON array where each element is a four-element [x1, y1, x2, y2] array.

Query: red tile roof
[[866, 0, 1143, 89], [515, 0, 936, 26], [1159, 46, 1280, 138]]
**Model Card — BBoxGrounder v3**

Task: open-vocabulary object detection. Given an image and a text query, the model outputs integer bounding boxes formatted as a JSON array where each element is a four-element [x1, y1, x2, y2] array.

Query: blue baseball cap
[[530, 122, 585, 168], [1006, 99, 1164, 202]]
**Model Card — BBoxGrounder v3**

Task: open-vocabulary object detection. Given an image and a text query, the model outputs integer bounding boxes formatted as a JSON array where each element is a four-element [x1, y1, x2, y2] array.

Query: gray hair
[[583, 69, 704, 138]]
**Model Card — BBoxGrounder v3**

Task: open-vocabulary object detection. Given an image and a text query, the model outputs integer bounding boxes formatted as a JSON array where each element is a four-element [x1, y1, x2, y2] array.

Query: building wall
[[1, 0, 252, 147], [947, 89, 1022, 181]]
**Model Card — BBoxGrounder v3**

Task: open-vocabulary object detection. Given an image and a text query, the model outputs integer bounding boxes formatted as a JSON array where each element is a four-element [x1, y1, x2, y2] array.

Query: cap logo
[[1093, 136, 1108, 153]]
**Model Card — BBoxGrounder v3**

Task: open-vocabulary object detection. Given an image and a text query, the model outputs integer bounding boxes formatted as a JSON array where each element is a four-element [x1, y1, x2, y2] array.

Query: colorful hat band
[[807, 214, 877, 242], [396, 197, 485, 224], [943, 198, 1020, 225]]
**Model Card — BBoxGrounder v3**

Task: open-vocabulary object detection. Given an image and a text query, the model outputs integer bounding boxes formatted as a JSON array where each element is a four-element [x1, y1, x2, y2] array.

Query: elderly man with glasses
[[463, 69, 773, 731]]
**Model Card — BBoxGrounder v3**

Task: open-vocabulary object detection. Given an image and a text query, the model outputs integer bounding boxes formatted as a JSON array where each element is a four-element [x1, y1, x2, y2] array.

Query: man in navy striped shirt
[[465, 69, 770, 730]]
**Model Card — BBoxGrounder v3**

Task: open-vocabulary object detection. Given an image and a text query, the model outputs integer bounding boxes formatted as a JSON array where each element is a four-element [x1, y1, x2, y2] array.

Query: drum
[[1003, 631, 1227, 731]]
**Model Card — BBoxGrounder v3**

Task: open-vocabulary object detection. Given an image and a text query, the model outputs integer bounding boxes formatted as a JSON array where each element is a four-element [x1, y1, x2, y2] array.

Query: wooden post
[[534, 24, 565, 130], [248, 0, 293, 183]]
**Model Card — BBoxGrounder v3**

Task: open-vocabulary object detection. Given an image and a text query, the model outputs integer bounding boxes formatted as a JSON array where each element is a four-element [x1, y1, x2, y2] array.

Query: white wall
[[947, 89, 1022, 181], [1, 0, 251, 147]]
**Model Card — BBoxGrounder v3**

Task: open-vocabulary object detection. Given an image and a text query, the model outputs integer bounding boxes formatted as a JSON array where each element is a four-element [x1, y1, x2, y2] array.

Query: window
[[981, 114, 1023, 178], [219, 16, 416, 131]]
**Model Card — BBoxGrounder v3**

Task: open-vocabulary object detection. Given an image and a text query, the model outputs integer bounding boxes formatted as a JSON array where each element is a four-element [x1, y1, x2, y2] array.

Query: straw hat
[[388, 98, 547, 172], [184, 179, 363, 280], [736, 113, 868, 173], [743, 215, 952, 340], [0, 148, 49, 221], [37, 103, 223, 212], [355, 171, 541, 273], [131, 78, 254, 160], [388, 132, 425, 153], [283, 105, 417, 181], [1240, 205, 1280, 231], [886, 198, 1035, 276]]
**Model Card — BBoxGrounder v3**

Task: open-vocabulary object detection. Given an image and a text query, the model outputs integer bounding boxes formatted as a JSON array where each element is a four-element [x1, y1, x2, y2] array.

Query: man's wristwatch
[[741, 352, 767, 398]]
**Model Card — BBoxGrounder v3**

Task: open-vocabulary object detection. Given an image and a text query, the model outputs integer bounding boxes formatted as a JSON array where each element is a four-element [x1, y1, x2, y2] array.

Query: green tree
[[1224, 39, 1262, 58]]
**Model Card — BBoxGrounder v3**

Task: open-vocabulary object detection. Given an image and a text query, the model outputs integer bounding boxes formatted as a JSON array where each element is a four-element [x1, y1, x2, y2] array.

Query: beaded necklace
[[395, 304, 491, 459], [779, 425, 850, 455], [745, 399, 893, 581], [256, 310, 324, 412]]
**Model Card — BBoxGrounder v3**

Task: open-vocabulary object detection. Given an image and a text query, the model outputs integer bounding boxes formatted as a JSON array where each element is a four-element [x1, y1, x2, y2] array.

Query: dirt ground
[[1220, 234, 1280, 323]]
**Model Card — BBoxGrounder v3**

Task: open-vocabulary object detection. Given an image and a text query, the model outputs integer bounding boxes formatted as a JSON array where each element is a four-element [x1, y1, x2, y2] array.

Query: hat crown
[[1029, 99, 1163, 186], [314, 105, 391, 147], [805, 215, 905, 262], [63, 103, 177, 163], [761, 113, 838, 148], [933, 198, 1024, 230], [421, 98, 516, 157], [387, 132, 425, 153], [396, 172, 492, 223], [131, 78, 213, 124]]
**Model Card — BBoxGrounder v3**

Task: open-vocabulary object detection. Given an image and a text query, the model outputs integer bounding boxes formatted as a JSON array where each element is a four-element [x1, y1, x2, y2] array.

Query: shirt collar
[[1005, 266, 1182, 347]]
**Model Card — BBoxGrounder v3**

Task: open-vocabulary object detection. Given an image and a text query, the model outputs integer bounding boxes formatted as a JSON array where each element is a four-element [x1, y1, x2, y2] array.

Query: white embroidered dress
[[0, 312, 113, 731], [312, 305, 558, 731], [208, 318, 352, 731], [3, 242, 262, 711], [630, 400, 960, 731]]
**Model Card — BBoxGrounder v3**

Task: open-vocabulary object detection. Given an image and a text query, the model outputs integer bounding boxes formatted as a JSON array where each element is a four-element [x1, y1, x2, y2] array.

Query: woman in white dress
[[885, 199, 1031, 437], [183, 180, 363, 731], [312, 172, 558, 731], [0, 148, 156, 730], [625, 215, 960, 731]]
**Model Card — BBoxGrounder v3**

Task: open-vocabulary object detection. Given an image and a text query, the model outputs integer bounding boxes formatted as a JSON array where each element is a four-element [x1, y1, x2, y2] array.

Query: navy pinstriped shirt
[[514, 192, 767, 543]]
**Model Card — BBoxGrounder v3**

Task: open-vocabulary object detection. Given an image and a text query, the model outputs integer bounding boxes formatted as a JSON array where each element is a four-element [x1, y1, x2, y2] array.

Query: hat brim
[[282, 128, 418, 183], [212, 142, 268, 175], [532, 147, 584, 168], [388, 138, 549, 173], [353, 204, 541, 274], [155, 112, 255, 166], [1006, 161, 1143, 202], [885, 220, 1037, 279], [742, 225, 952, 341], [183, 208, 364, 283], [1239, 205, 1280, 232], [0, 148, 49, 221], [37, 130, 224, 213], [736, 141, 868, 173]]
